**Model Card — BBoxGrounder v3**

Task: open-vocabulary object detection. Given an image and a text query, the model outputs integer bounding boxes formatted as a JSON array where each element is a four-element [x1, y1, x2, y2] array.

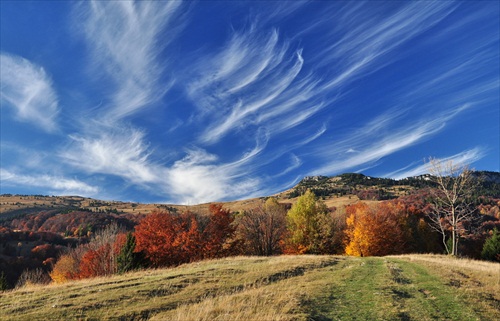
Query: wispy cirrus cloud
[[78, 0, 183, 120], [310, 104, 472, 176], [0, 53, 59, 132], [383, 147, 486, 180], [3, 1, 491, 205], [314, 1, 457, 89], [0, 168, 98, 196], [60, 124, 267, 204], [57, 1, 495, 204], [166, 148, 262, 204], [400, 40, 499, 109], [61, 126, 157, 186], [61, 1, 185, 190], [185, 1, 458, 147], [187, 26, 327, 144]]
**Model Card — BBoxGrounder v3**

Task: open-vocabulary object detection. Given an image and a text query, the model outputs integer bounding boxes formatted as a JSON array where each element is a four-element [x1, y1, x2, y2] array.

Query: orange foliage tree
[[79, 232, 129, 278], [134, 210, 203, 267], [78, 243, 116, 279], [344, 201, 411, 256], [49, 248, 85, 283], [50, 224, 123, 282]]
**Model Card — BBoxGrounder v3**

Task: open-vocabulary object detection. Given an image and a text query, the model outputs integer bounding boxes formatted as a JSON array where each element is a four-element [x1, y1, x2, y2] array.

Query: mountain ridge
[[2, 171, 499, 218]]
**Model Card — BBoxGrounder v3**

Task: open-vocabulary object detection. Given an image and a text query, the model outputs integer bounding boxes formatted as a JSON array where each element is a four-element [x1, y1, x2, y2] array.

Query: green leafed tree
[[285, 190, 334, 254]]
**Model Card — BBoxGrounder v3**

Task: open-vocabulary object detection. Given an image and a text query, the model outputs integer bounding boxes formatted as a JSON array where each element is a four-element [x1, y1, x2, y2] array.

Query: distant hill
[[1, 171, 499, 221], [284, 171, 500, 201]]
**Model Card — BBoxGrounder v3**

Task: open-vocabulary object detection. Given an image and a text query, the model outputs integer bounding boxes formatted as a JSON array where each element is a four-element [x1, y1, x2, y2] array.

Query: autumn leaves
[[48, 185, 498, 284], [135, 204, 238, 267]]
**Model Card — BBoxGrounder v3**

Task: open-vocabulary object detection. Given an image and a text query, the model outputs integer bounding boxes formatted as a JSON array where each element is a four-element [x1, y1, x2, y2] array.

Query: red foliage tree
[[78, 243, 114, 279], [134, 211, 203, 267], [202, 204, 238, 258], [134, 205, 237, 267]]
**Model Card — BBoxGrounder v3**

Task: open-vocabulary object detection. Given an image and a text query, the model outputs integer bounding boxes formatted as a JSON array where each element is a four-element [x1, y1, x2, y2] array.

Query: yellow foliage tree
[[50, 254, 80, 283], [344, 201, 410, 256], [344, 203, 372, 256]]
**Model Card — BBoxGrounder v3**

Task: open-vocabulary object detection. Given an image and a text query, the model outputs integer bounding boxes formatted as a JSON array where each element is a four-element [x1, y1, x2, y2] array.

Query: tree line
[[45, 188, 499, 285], [1, 160, 499, 289]]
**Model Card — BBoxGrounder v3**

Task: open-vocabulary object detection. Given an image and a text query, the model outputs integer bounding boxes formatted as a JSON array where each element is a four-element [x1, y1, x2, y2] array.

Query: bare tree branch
[[426, 158, 480, 256]]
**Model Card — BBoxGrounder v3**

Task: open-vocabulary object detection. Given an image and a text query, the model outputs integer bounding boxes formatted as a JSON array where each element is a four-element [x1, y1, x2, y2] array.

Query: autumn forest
[[1, 168, 499, 290]]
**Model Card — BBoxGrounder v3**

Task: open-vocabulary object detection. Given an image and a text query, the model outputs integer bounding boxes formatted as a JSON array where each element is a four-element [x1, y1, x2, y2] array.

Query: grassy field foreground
[[0, 255, 498, 320]]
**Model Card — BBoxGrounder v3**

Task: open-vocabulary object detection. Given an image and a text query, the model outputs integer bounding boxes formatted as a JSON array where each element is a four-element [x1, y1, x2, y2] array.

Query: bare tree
[[85, 223, 122, 275], [427, 158, 479, 256], [236, 198, 287, 256]]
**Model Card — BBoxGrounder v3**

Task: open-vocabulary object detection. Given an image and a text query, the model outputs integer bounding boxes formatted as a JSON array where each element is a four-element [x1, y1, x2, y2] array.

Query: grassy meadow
[[1, 254, 498, 321]]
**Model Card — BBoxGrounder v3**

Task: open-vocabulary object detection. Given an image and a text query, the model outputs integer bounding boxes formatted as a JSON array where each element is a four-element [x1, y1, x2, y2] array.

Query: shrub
[[15, 268, 51, 288]]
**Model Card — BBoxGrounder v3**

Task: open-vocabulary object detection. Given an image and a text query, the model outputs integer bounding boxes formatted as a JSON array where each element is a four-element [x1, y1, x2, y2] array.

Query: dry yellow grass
[[1, 255, 499, 321], [0, 255, 336, 321], [392, 254, 500, 275], [153, 278, 302, 321]]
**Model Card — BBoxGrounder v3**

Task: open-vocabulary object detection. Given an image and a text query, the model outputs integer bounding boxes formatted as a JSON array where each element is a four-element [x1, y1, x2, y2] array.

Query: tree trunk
[[451, 228, 457, 256], [442, 232, 450, 255]]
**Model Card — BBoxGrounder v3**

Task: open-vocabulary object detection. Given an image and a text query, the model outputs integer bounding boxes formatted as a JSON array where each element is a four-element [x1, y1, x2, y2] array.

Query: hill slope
[[2, 171, 499, 219], [1, 255, 498, 321]]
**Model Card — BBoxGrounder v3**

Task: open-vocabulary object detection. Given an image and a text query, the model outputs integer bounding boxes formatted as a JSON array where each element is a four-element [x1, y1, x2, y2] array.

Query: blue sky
[[1, 1, 499, 204]]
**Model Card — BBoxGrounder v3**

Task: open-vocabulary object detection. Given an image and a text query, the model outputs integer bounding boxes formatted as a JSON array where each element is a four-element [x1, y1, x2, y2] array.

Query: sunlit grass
[[1, 255, 498, 321]]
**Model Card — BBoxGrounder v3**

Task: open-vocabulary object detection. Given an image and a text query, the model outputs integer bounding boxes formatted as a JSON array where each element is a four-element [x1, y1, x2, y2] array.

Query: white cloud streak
[[0, 53, 59, 132], [383, 147, 486, 180], [187, 26, 327, 144], [0, 168, 98, 196], [61, 126, 157, 185], [59, 125, 268, 204], [319, 1, 457, 89], [79, 1, 183, 120], [166, 148, 262, 204], [311, 104, 472, 176]]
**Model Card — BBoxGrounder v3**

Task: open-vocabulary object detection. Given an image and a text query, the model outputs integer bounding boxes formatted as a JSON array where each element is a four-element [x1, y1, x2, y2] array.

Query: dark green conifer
[[117, 232, 141, 273], [481, 228, 500, 262]]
